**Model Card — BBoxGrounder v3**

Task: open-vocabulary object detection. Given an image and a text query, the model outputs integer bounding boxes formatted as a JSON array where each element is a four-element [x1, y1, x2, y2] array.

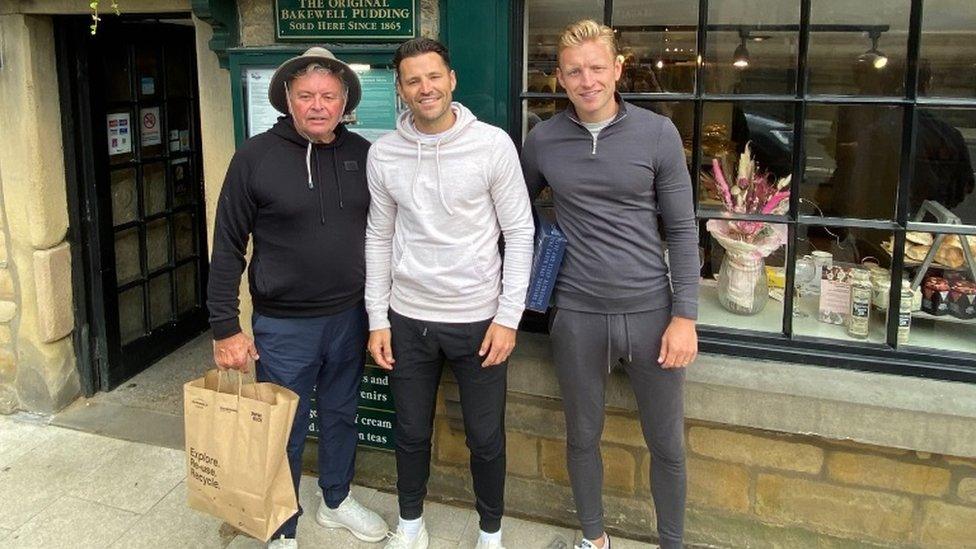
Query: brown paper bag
[[184, 369, 300, 542]]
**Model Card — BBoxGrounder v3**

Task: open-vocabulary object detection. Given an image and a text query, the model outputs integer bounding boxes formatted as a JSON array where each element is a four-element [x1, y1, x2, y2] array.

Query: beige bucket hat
[[268, 46, 362, 115]]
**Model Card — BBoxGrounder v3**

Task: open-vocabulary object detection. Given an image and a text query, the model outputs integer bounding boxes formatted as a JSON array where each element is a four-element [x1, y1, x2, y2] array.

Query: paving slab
[[110, 481, 231, 548], [53, 399, 184, 450], [4, 495, 138, 548], [68, 441, 186, 514], [0, 414, 54, 469], [0, 426, 126, 530]]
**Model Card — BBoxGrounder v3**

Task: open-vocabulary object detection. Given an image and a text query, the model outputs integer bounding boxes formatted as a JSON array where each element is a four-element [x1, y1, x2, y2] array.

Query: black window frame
[[515, 0, 976, 382]]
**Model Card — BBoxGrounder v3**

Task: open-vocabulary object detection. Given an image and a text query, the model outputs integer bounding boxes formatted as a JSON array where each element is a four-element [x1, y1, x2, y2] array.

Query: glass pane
[[698, 102, 794, 214], [919, 0, 976, 98], [147, 219, 171, 271], [612, 0, 698, 94], [143, 162, 167, 216], [139, 105, 166, 158], [167, 102, 192, 153], [176, 262, 198, 315], [525, 0, 605, 92], [802, 104, 902, 220], [136, 45, 161, 100], [118, 285, 145, 345], [807, 0, 910, 96], [114, 228, 141, 286], [699, 218, 786, 333], [149, 273, 173, 329], [910, 108, 976, 226], [107, 109, 134, 166], [165, 42, 191, 97], [904, 230, 976, 354], [110, 168, 137, 226], [101, 47, 131, 102], [793, 225, 893, 344], [633, 100, 695, 163], [703, 0, 799, 95], [174, 213, 196, 260], [172, 158, 195, 206]]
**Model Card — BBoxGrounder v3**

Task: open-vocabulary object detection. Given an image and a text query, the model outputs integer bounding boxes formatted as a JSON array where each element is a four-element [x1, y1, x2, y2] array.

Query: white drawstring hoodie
[[365, 102, 534, 330]]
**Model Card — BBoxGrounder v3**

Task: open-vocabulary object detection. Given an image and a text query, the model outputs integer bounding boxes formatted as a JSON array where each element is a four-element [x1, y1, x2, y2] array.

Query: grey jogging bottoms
[[549, 307, 686, 549]]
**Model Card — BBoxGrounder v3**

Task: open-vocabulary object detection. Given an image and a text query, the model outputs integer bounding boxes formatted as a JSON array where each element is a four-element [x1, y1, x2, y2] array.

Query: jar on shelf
[[848, 269, 872, 339]]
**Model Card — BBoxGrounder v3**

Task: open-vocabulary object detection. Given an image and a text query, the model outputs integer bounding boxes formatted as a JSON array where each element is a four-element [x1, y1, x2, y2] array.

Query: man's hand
[[658, 316, 698, 369], [368, 329, 395, 370], [213, 333, 259, 372], [479, 323, 517, 367]]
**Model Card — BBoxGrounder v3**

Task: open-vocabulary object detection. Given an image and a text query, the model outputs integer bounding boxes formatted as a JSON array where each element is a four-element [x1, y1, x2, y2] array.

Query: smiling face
[[396, 52, 457, 134], [286, 69, 346, 143], [556, 39, 623, 123]]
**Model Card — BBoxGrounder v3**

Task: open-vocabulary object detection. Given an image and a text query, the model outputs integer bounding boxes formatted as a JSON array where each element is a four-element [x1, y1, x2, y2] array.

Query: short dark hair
[[393, 37, 451, 76]]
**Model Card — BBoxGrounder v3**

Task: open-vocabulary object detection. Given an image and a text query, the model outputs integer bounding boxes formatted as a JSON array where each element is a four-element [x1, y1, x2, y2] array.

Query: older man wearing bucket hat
[[208, 47, 388, 548]]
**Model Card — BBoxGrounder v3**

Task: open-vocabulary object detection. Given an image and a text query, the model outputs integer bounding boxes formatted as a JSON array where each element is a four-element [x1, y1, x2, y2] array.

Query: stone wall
[[352, 386, 976, 548]]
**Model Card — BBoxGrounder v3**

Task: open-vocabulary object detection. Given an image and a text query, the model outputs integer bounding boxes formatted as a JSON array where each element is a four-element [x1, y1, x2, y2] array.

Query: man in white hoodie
[[364, 38, 534, 549]]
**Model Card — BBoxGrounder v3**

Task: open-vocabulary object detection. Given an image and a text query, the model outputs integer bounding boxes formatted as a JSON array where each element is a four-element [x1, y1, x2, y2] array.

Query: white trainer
[[575, 534, 611, 549], [384, 522, 430, 549], [267, 535, 298, 549], [315, 494, 389, 542], [475, 538, 506, 549]]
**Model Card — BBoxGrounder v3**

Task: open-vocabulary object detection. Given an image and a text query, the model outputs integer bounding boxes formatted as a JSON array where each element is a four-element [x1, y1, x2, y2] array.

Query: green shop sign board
[[276, 0, 416, 41], [308, 365, 395, 451]]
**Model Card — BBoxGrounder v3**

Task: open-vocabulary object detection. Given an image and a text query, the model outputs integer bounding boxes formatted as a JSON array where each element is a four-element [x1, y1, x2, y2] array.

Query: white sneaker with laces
[[315, 494, 388, 542], [475, 538, 506, 549], [575, 534, 611, 549], [383, 522, 430, 549], [267, 535, 298, 549]]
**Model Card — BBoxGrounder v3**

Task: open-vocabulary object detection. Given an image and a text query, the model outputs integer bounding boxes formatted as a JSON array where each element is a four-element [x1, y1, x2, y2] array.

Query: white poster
[[246, 68, 280, 138], [107, 112, 132, 155], [140, 107, 162, 147]]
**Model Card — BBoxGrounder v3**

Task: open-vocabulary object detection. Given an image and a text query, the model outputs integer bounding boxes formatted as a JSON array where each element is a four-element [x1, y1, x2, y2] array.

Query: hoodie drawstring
[[305, 141, 314, 189], [332, 148, 344, 209], [411, 141, 423, 209], [434, 140, 454, 216]]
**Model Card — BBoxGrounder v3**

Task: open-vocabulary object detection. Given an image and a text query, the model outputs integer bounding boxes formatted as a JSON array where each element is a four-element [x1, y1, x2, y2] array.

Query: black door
[[57, 17, 209, 391]]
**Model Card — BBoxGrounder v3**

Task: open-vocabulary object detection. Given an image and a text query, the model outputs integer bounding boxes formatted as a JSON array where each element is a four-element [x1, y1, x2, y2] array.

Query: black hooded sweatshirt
[[207, 117, 371, 339]]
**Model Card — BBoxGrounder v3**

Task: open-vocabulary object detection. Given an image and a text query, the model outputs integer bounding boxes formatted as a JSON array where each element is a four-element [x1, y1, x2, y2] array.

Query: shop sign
[[275, 0, 416, 41], [308, 365, 395, 451]]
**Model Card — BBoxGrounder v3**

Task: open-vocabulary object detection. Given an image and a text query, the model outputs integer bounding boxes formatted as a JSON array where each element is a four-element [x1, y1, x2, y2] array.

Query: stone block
[[958, 477, 976, 504], [602, 445, 636, 493], [0, 382, 18, 414], [0, 268, 13, 300], [946, 456, 976, 469], [603, 413, 645, 447], [0, 324, 12, 345], [505, 397, 565, 439], [637, 449, 651, 495], [506, 431, 539, 477], [540, 438, 569, 484], [826, 451, 951, 497], [755, 474, 914, 543], [33, 242, 74, 343], [0, 301, 17, 323], [0, 231, 7, 264], [688, 426, 824, 474], [687, 458, 751, 514], [434, 419, 468, 466], [0, 348, 15, 383], [920, 501, 976, 547], [15, 338, 81, 413]]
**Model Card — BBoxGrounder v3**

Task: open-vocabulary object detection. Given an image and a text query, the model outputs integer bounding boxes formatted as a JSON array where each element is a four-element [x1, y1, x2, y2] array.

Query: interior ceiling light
[[857, 31, 889, 70], [655, 59, 665, 69], [733, 31, 750, 69]]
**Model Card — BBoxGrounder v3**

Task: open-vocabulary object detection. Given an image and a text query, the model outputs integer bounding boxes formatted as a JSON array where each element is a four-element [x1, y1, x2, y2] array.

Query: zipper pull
[[591, 135, 598, 155]]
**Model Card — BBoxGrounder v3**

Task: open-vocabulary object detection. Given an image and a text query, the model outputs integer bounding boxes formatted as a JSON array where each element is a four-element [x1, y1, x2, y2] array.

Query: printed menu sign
[[308, 365, 394, 451], [276, 0, 416, 40]]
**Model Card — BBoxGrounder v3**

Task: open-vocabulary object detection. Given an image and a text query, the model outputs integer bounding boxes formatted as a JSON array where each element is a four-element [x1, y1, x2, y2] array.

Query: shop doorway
[[57, 16, 209, 393]]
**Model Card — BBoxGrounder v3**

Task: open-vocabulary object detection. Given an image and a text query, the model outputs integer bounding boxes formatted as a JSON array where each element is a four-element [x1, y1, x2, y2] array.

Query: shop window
[[919, 0, 976, 99], [702, 0, 799, 95], [612, 0, 698, 94], [910, 108, 976, 226], [806, 0, 910, 97], [524, 0, 604, 93]]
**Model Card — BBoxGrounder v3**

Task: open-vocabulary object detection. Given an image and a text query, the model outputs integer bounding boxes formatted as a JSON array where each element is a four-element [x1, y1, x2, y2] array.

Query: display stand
[[908, 200, 976, 291]]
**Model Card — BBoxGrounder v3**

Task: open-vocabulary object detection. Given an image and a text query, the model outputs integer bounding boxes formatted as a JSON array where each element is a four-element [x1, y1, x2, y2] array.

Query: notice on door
[[140, 107, 162, 147], [107, 112, 132, 156], [245, 68, 280, 138]]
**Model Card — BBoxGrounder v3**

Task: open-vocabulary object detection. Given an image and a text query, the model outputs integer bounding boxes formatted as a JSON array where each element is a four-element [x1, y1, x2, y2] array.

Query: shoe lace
[[385, 529, 411, 548], [339, 497, 371, 523]]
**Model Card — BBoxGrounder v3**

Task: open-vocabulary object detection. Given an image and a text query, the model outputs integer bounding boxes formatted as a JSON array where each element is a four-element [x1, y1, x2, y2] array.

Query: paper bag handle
[[216, 368, 244, 399]]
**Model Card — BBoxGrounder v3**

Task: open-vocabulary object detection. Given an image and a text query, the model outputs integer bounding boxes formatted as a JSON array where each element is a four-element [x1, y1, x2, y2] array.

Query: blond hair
[[558, 19, 618, 57]]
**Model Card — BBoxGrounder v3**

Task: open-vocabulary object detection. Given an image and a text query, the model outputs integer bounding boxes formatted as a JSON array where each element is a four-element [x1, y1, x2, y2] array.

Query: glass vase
[[717, 252, 769, 315]]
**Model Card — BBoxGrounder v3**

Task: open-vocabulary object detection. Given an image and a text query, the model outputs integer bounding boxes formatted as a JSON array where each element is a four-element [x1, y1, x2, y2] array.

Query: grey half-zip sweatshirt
[[521, 100, 699, 319]]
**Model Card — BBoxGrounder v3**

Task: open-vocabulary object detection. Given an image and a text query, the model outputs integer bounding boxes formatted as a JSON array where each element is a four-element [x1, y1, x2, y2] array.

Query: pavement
[[0, 335, 654, 548]]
